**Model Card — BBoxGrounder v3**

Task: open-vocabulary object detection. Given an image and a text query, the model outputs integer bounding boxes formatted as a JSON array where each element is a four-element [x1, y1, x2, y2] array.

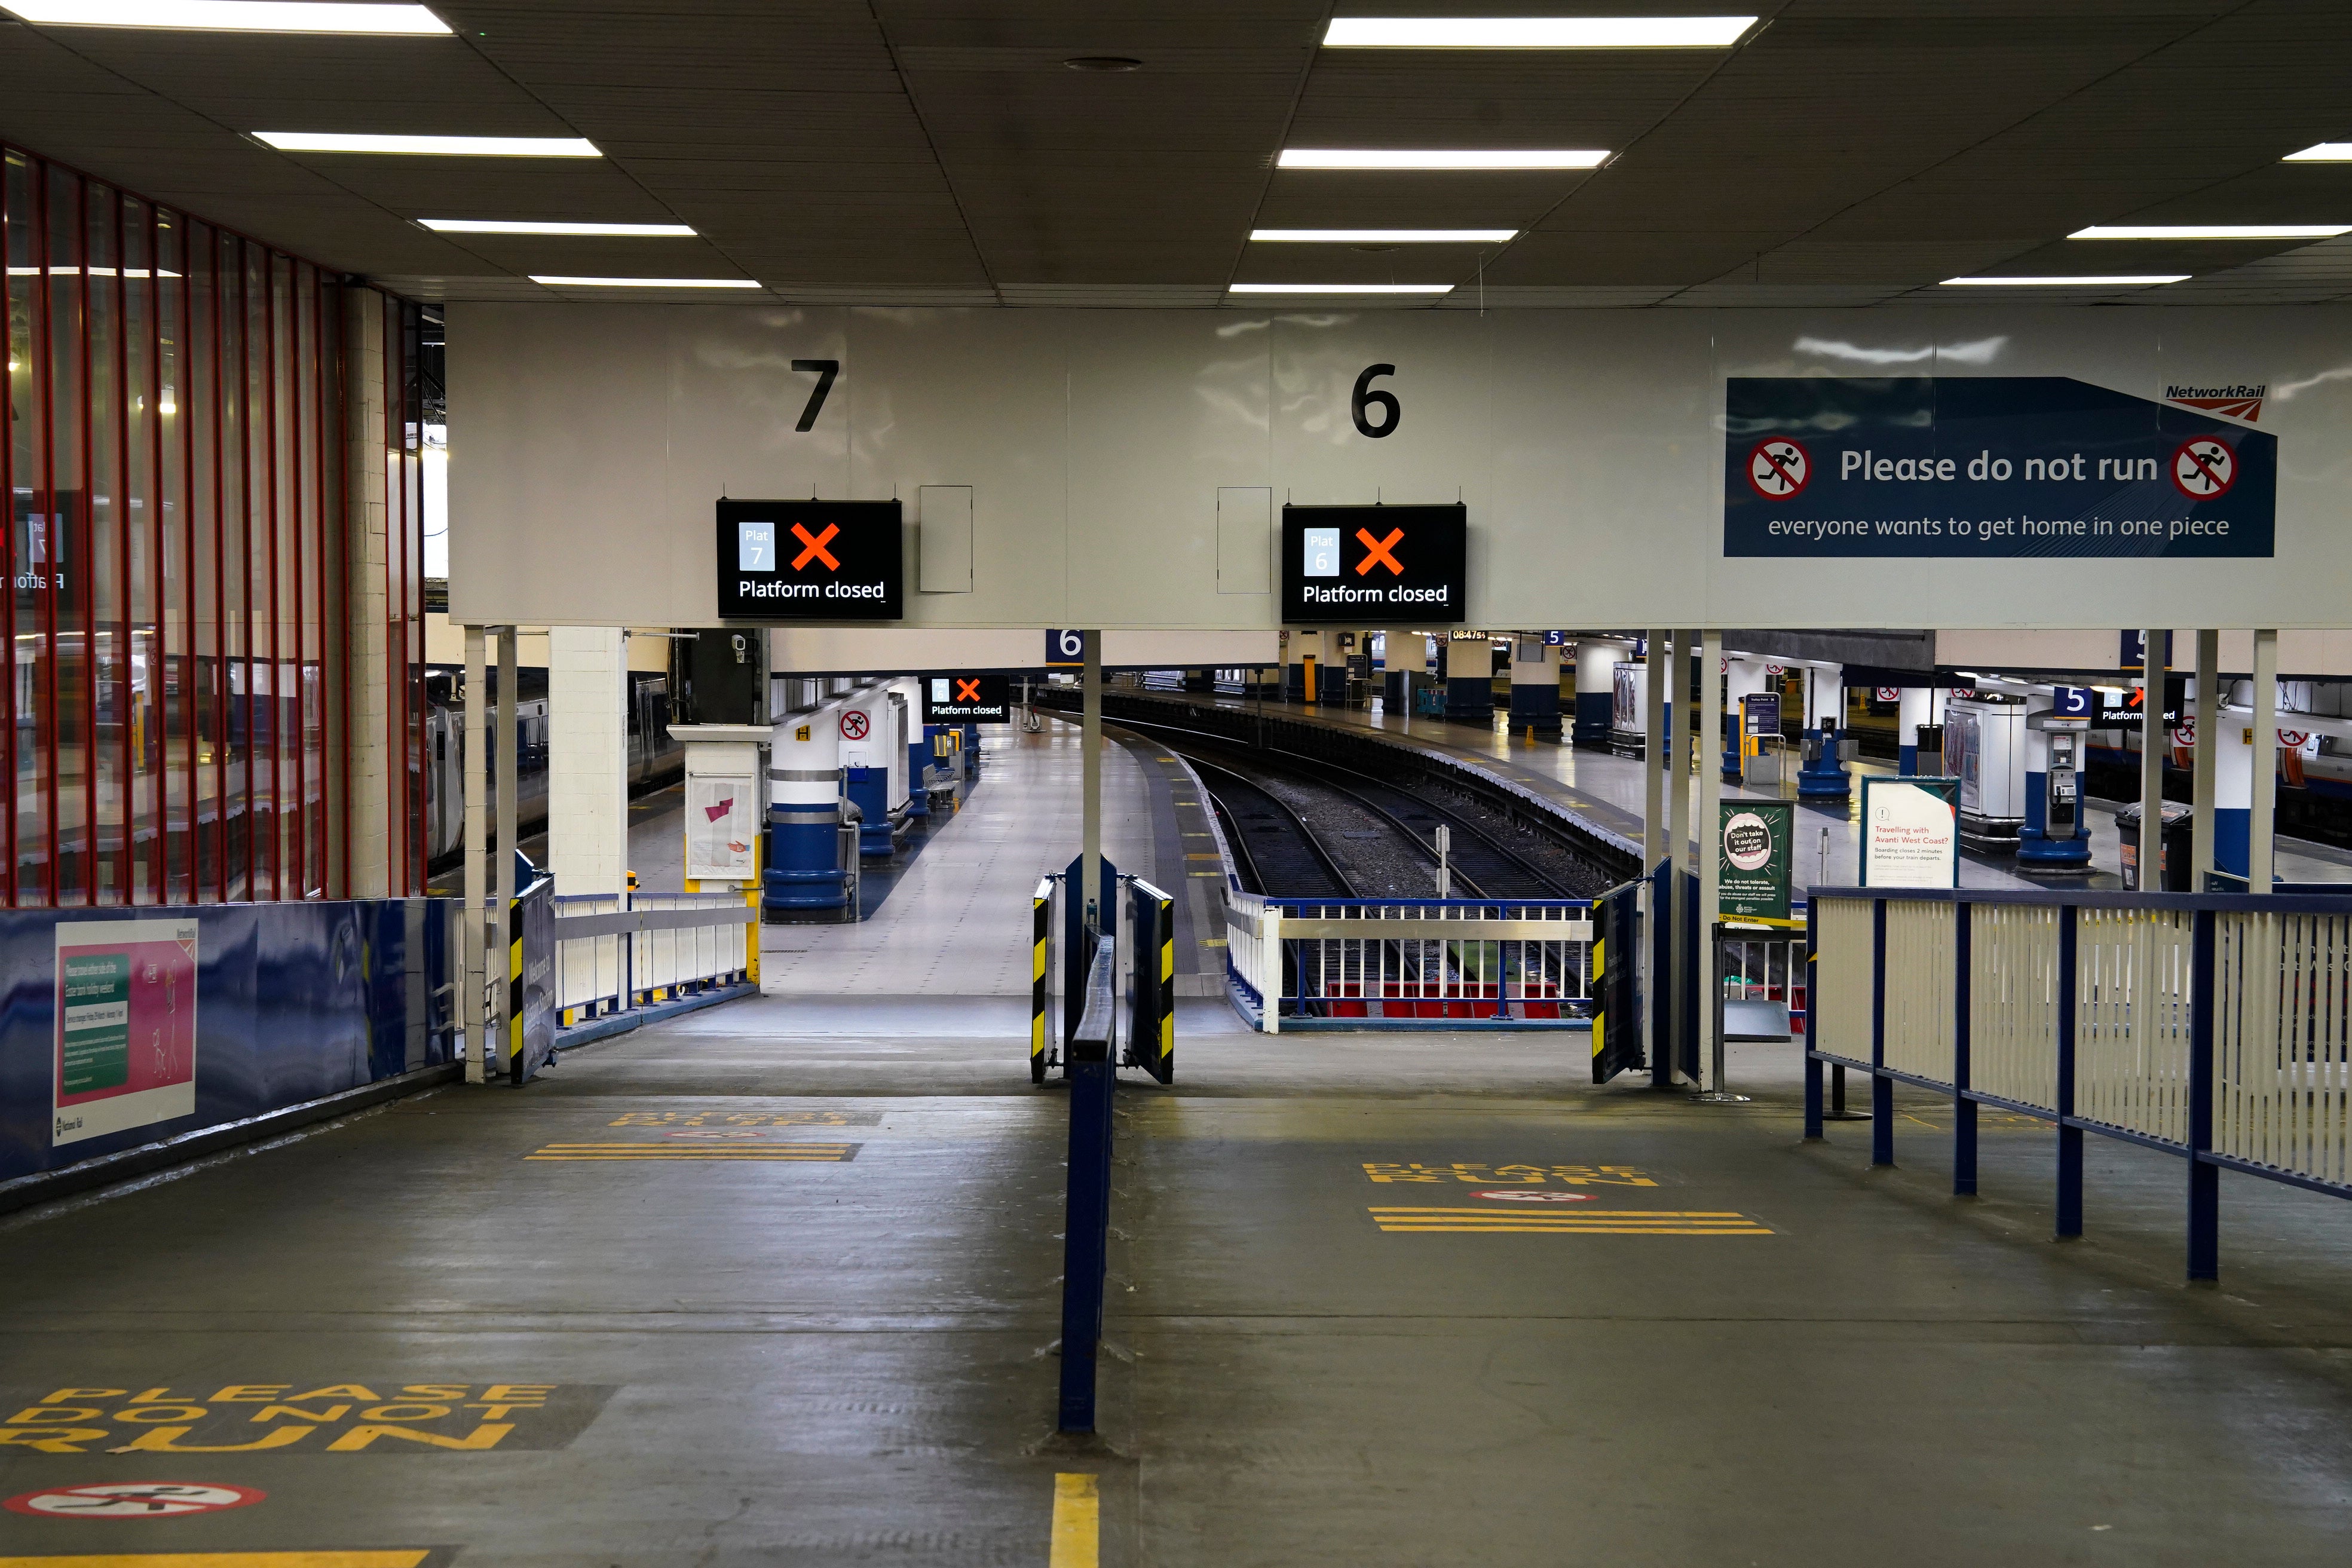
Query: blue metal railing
[[1806, 886, 2352, 1284], [1057, 935, 1118, 1432]]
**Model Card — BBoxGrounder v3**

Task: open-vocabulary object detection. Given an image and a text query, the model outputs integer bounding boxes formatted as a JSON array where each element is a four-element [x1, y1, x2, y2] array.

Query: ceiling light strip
[[1940, 275, 2188, 287], [2069, 224, 2349, 241], [1250, 228, 1515, 244], [1322, 16, 1756, 48], [529, 275, 761, 289], [2283, 144, 2352, 163], [6, 1, 451, 32], [258, 132, 601, 157], [1279, 149, 1607, 170], [1227, 283, 1454, 294], [425, 219, 696, 236]]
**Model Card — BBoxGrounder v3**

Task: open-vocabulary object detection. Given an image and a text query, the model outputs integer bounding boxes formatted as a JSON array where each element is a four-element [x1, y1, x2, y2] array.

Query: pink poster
[[54, 918, 200, 1146]]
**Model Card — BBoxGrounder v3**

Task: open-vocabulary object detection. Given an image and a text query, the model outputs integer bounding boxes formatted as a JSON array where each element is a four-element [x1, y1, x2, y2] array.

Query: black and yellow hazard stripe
[[1591, 932, 1606, 1062], [1031, 884, 1050, 1083], [507, 891, 525, 1085], [1154, 888, 1175, 1082]]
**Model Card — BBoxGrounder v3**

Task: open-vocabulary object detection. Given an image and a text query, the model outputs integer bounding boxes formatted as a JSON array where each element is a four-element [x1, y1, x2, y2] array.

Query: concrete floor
[[7, 725, 2351, 1564]]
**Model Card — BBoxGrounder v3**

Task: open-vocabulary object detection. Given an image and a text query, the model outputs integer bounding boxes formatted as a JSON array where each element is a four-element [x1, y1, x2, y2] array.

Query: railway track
[[1122, 716, 1583, 900]]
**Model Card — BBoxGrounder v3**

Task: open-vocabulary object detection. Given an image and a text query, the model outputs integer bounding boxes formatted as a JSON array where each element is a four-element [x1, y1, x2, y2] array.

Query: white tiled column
[[548, 626, 630, 898], [342, 292, 389, 897]]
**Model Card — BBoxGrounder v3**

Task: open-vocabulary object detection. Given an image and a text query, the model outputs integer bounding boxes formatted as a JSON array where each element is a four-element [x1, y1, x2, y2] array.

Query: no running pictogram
[[1745, 437, 1811, 499], [2170, 437, 2236, 498]]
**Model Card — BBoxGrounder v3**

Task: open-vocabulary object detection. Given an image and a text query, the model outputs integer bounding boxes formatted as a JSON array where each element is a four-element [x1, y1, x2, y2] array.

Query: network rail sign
[[1281, 503, 1466, 624], [718, 498, 902, 620], [1723, 377, 2277, 559]]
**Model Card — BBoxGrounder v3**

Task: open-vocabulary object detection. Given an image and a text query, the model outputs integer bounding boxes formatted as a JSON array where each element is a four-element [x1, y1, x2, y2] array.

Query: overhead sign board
[[1280, 504, 1466, 624], [924, 673, 1012, 724], [1718, 803, 1793, 921], [1723, 378, 2277, 560], [1860, 777, 1961, 889], [718, 498, 902, 621]]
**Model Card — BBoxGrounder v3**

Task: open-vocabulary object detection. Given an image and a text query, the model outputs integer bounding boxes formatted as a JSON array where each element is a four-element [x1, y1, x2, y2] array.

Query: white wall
[[450, 302, 2352, 632]]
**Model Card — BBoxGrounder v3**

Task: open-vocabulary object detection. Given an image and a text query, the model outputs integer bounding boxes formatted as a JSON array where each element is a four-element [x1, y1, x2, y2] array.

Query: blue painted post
[[2187, 908, 2219, 1282], [1058, 938, 1117, 1432], [2055, 905, 2082, 1240], [1650, 860, 1673, 1090], [1871, 899, 1893, 1166], [1803, 896, 1823, 1140], [1953, 902, 1976, 1196]]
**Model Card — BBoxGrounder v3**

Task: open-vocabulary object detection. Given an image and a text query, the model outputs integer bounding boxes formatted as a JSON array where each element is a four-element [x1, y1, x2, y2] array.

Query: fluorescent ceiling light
[[424, 219, 695, 237], [1251, 228, 1515, 243], [1323, 16, 1755, 48], [5, 1, 449, 31], [2284, 143, 2352, 163], [1228, 283, 1455, 294], [2071, 224, 2350, 240], [256, 132, 600, 157], [529, 275, 761, 289], [1279, 148, 1607, 170], [1941, 274, 2188, 287]]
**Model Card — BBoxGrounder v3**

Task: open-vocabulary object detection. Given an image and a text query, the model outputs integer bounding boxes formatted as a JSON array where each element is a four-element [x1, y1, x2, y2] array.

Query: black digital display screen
[[921, 673, 1012, 724], [1280, 504, 1467, 624], [717, 498, 902, 621]]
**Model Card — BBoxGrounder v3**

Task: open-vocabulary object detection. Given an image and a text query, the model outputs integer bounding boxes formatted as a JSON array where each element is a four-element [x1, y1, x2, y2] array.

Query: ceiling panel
[[2, 4, 2350, 304]]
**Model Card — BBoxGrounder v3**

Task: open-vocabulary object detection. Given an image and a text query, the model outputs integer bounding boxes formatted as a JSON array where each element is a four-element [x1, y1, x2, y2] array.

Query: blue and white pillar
[[1574, 638, 1627, 748], [764, 702, 849, 915], [1723, 657, 1769, 782], [1444, 635, 1494, 724], [1898, 686, 1933, 776], [1506, 637, 1561, 740]]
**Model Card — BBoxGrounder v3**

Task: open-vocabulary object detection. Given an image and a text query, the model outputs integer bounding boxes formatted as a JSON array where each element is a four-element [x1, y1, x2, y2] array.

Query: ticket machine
[[2019, 689, 2093, 869]]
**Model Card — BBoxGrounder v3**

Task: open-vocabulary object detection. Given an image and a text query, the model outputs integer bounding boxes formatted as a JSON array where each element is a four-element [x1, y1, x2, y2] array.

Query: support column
[[2139, 627, 2168, 890], [2251, 628, 2278, 891], [1507, 636, 1561, 741], [547, 627, 629, 900], [492, 626, 519, 1082], [1082, 630, 1104, 935], [1444, 635, 1494, 724], [1668, 632, 1695, 1086], [1797, 663, 1851, 801], [763, 699, 847, 917], [2017, 689, 2091, 869], [461, 625, 488, 1084], [1697, 630, 1723, 1093], [343, 292, 390, 897], [1644, 629, 1670, 1090], [2192, 630, 2219, 890], [1725, 657, 1769, 782], [1897, 687, 1933, 776], [1573, 637, 1625, 749]]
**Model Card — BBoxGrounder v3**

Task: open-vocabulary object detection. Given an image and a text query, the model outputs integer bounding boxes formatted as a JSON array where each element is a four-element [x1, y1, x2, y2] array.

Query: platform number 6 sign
[[1046, 629, 1086, 667]]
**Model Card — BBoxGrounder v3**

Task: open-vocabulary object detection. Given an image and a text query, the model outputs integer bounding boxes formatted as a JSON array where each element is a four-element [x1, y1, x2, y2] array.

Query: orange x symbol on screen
[[956, 678, 982, 702], [1355, 526, 1405, 577], [790, 521, 841, 571]]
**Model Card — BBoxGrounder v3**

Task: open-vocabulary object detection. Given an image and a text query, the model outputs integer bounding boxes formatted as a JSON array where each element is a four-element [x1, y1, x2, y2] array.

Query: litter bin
[[2116, 801, 2191, 892]]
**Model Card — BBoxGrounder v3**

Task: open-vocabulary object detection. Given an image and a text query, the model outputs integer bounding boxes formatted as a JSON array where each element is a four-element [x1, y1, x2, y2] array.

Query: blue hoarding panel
[[1724, 377, 2276, 558], [0, 900, 454, 1184]]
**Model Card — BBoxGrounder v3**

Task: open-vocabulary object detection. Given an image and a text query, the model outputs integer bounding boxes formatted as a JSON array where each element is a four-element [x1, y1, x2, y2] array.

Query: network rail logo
[[2163, 382, 2265, 423]]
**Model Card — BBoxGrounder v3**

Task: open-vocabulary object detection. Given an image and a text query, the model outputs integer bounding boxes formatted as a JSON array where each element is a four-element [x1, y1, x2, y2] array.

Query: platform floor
[[5, 728, 2351, 1566], [1168, 692, 2352, 890]]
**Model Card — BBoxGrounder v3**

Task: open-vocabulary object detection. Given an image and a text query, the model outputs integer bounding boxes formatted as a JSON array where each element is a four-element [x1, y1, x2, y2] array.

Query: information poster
[[54, 917, 199, 1146], [1741, 691, 1780, 737], [1718, 803, 1793, 921], [685, 776, 758, 882], [1860, 777, 1961, 888]]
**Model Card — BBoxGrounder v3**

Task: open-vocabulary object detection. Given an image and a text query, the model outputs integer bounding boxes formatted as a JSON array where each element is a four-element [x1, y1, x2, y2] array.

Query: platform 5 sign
[[718, 498, 902, 621], [1281, 504, 1466, 624]]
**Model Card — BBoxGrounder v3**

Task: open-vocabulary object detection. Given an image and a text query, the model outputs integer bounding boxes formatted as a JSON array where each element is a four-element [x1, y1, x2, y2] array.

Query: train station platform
[[5, 719, 2352, 1565], [1147, 691, 2352, 891]]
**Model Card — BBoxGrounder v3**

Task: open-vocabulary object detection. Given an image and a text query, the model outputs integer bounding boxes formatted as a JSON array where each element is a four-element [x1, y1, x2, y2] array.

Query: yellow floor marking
[[526, 1142, 855, 1162], [1185, 853, 1223, 860], [0, 1555, 431, 1567], [1049, 1473, 1099, 1568], [1370, 1206, 1772, 1235]]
